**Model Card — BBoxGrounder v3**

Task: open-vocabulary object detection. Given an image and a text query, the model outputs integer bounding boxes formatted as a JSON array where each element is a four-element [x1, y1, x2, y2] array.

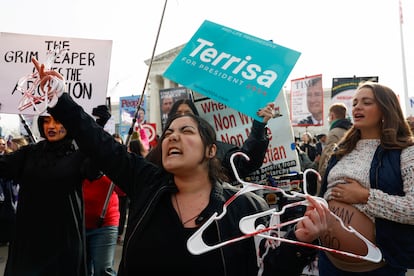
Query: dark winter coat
[[0, 137, 87, 276], [216, 120, 269, 183], [0, 177, 18, 243]]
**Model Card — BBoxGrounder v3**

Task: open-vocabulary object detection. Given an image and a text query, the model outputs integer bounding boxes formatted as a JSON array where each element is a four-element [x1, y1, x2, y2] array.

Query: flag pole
[[125, 0, 168, 146], [399, 0, 410, 116]]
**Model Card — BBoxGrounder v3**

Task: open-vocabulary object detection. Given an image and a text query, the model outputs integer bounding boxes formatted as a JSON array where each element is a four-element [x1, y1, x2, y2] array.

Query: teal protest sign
[[163, 20, 301, 121]]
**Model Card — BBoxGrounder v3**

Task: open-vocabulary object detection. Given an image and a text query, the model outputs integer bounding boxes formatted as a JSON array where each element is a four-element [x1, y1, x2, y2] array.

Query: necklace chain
[[174, 194, 199, 225]]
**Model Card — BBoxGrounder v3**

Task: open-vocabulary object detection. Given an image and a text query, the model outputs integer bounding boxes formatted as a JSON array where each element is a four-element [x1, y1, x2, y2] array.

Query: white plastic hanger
[[187, 152, 382, 264], [186, 153, 265, 254], [238, 166, 325, 234], [17, 47, 67, 114], [187, 152, 316, 255]]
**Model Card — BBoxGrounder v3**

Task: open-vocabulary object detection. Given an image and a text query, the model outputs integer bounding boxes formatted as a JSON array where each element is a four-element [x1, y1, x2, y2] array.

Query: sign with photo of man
[[290, 74, 324, 126], [159, 87, 191, 129]]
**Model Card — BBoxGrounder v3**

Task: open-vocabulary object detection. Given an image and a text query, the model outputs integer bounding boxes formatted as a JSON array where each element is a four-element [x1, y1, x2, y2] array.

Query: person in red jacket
[[83, 105, 120, 275], [83, 169, 120, 276]]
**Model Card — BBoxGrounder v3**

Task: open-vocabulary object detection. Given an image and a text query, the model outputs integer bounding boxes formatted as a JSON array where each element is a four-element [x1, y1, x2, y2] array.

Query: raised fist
[[92, 105, 111, 127]]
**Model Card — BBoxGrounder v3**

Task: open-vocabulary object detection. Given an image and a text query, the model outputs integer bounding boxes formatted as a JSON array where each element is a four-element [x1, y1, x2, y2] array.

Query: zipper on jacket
[[214, 219, 228, 276], [122, 185, 171, 272]]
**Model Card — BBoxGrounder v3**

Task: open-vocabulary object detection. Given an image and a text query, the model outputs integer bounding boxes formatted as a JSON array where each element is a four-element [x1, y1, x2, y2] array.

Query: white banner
[[0, 32, 112, 115], [193, 90, 300, 184]]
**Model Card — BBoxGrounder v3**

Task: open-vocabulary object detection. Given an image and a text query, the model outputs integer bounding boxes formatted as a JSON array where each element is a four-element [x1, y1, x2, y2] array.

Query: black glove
[[92, 105, 111, 127]]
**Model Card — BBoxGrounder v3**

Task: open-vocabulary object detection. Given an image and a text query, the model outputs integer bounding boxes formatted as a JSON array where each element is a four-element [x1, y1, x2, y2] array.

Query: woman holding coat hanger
[[36, 58, 329, 276]]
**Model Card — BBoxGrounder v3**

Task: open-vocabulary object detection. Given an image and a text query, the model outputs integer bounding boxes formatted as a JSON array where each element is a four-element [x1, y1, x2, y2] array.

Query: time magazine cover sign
[[290, 74, 324, 126]]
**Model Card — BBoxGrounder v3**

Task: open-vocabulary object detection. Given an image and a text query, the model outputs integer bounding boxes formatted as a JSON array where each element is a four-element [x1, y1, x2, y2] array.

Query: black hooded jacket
[[0, 121, 87, 276]]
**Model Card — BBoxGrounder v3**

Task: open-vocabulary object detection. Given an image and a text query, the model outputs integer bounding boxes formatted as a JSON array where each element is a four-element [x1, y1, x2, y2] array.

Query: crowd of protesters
[[2, 58, 414, 276]]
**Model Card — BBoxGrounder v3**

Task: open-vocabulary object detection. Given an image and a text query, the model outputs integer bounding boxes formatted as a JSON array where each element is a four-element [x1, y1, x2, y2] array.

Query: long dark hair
[[128, 139, 146, 157], [168, 99, 199, 117], [335, 82, 414, 158], [149, 113, 228, 183]]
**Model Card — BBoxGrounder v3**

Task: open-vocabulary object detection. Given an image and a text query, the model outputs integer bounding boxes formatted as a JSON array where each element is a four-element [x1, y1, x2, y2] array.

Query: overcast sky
[[1, 0, 413, 105]]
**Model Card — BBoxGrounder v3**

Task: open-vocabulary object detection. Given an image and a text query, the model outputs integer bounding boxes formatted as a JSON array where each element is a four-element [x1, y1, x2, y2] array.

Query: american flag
[[399, 0, 404, 24]]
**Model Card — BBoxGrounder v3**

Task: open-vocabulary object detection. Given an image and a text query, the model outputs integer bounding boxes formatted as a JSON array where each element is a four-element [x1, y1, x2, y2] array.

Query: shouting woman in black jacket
[[36, 57, 329, 276]]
